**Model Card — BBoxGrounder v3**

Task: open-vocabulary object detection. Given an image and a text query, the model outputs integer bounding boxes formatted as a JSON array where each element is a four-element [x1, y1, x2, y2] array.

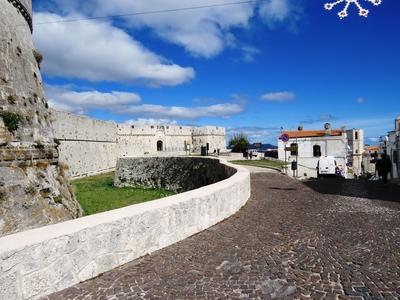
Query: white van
[[248, 149, 259, 157], [317, 156, 338, 178]]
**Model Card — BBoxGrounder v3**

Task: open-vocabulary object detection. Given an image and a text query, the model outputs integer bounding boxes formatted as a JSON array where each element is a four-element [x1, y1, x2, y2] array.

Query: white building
[[278, 124, 364, 179], [387, 116, 400, 179], [362, 145, 380, 177]]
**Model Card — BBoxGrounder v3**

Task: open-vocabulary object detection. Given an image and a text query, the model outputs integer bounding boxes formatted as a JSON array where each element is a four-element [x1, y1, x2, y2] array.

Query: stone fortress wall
[[52, 110, 227, 178], [0, 0, 81, 237], [51, 110, 118, 178]]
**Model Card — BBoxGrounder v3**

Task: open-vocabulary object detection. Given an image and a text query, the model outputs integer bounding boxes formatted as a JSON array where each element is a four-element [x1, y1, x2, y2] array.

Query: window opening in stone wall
[[157, 140, 163, 151], [355, 131, 359, 140], [290, 143, 298, 156], [313, 145, 321, 157]]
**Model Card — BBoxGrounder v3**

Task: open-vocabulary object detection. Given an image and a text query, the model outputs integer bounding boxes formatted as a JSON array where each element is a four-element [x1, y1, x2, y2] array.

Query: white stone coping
[[0, 159, 250, 300]]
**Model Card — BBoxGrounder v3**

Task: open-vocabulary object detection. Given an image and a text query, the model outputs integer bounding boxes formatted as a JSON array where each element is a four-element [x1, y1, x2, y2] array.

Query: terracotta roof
[[365, 146, 380, 152], [282, 130, 343, 139]]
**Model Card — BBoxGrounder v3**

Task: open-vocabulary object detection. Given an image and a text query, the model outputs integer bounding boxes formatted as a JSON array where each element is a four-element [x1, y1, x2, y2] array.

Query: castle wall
[[0, 0, 82, 237], [0, 0, 51, 144], [192, 126, 226, 153], [52, 111, 227, 178], [117, 124, 191, 157], [52, 111, 118, 178]]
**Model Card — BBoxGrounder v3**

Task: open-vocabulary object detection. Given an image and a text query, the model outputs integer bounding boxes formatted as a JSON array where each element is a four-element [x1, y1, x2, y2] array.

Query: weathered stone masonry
[[115, 157, 237, 193], [0, 0, 82, 237], [52, 110, 227, 178]]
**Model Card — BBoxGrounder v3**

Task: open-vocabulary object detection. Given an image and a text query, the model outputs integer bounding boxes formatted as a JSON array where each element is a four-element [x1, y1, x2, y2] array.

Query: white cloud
[[259, 0, 301, 30], [356, 97, 366, 104], [35, 0, 298, 59], [33, 13, 195, 86], [260, 92, 296, 102], [227, 126, 281, 144], [119, 102, 245, 119], [259, 0, 291, 23], [241, 46, 261, 63], [300, 114, 337, 125], [124, 118, 178, 125], [47, 85, 245, 119], [46, 85, 141, 114]]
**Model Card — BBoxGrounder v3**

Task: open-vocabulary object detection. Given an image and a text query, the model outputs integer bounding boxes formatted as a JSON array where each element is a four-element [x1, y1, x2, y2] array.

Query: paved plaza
[[46, 173, 400, 299]]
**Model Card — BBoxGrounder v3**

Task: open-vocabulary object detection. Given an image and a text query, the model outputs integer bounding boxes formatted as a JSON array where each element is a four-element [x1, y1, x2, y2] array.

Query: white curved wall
[[0, 160, 250, 300]]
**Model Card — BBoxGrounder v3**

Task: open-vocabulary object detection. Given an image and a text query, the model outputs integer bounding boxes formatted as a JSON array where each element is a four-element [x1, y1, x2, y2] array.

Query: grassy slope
[[230, 159, 285, 171], [72, 172, 175, 216]]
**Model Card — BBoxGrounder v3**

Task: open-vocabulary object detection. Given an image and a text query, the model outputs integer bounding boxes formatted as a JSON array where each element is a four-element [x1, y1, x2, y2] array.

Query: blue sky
[[32, 0, 400, 144]]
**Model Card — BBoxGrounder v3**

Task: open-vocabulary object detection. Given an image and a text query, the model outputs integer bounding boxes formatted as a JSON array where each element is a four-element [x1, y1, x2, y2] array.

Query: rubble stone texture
[[0, 0, 82, 237], [115, 157, 237, 192]]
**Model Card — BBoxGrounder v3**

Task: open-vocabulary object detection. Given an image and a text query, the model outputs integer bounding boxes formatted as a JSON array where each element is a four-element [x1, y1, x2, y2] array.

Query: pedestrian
[[217, 148, 220, 156], [249, 151, 253, 160], [377, 153, 392, 184]]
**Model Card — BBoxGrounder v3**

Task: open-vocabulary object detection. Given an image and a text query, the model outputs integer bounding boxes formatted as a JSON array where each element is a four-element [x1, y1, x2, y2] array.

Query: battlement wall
[[52, 110, 226, 178], [117, 124, 192, 136], [192, 126, 225, 136]]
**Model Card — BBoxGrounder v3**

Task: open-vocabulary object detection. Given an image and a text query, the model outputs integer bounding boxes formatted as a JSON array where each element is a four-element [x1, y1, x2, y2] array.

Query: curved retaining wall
[[115, 157, 237, 192], [0, 159, 250, 300]]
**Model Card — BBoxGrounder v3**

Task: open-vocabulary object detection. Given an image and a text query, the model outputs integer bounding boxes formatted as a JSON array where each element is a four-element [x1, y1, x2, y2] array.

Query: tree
[[229, 133, 250, 153]]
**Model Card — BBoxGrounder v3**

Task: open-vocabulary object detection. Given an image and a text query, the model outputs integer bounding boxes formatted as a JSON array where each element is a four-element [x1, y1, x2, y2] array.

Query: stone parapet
[[0, 159, 250, 300]]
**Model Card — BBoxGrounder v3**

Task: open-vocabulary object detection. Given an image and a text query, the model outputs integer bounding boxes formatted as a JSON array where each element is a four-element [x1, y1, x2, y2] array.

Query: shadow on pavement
[[303, 178, 400, 203], [269, 187, 297, 191]]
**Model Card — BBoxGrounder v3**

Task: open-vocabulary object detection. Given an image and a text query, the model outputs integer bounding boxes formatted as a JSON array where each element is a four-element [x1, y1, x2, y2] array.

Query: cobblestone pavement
[[46, 174, 400, 300]]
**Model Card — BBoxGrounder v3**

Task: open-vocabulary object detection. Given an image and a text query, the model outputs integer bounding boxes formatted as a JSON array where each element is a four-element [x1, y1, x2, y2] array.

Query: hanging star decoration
[[324, 0, 382, 19]]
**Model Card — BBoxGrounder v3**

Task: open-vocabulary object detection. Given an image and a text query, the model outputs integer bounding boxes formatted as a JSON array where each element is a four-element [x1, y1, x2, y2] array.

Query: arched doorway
[[157, 140, 163, 151]]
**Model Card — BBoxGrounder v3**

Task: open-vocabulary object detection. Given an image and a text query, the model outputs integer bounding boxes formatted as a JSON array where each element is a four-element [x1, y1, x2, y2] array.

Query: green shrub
[[7, 95, 16, 104], [54, 195, 63, 204], [0, 111, 21, 133], [229, 133, 250, 153]]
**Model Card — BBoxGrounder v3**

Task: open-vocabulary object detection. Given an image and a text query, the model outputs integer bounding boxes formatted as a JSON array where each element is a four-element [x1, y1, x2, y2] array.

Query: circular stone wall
[[114, 157, 237, 193]]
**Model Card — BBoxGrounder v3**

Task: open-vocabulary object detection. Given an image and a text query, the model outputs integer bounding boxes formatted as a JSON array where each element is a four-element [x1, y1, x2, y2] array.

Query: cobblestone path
[[46, 174, 400, 300]]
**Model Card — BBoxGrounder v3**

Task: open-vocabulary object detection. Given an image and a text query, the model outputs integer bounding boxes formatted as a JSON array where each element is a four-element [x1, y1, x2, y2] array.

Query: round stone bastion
[[115, 157, 238, 193], [0, 158, 250, 300]]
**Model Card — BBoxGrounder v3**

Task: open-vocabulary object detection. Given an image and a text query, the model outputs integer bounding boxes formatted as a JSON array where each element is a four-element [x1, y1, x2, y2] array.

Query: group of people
[[243, 150, 255, 160]]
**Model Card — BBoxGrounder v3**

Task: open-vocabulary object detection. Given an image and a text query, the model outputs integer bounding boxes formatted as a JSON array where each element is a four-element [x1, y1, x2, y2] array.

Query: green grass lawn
[[230, 159, 286, 171], [72, 172, 175, 216]]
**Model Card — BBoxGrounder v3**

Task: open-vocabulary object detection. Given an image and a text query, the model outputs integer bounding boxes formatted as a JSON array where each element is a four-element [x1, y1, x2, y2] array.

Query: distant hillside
[[250, 143, 278, 151]]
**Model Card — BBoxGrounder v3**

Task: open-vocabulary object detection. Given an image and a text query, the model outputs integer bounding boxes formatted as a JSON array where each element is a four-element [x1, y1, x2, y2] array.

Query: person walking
[[377, 153, 392, 184]]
